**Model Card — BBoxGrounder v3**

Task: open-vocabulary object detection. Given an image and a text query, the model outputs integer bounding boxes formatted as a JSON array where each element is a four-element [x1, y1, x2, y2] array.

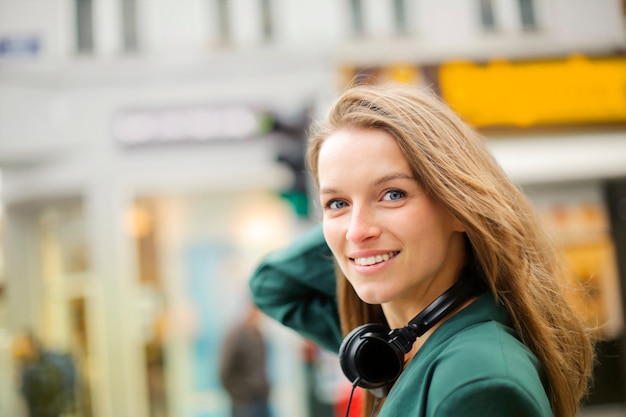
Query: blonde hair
[[306, 84, 593, 417]]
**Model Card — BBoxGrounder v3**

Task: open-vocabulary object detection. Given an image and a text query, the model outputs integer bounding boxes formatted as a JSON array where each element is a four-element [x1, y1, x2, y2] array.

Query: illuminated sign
[[439, 55, 626, 127], [340, 55, 626, 128], [111, 105, 274, 147]]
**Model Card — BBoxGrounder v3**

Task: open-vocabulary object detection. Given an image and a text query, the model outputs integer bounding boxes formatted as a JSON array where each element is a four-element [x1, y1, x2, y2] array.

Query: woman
[[250, 84, 593, 416]]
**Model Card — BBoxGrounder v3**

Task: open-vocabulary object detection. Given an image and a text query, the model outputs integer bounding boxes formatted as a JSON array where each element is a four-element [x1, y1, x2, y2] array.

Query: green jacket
[[249, 225, 553, 416]]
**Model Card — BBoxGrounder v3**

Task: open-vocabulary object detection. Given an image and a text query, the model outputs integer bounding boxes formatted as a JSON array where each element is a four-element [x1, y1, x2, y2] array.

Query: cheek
[[402, 215, 451, 252], [452, 217, 465, 233], [322, 222, 341, 255], [323, 221, 353, 276]]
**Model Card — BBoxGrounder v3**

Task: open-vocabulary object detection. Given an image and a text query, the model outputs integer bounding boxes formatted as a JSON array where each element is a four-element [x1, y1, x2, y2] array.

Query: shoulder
[[384, 297, 553, 416], [435, 320, 541, 381], [433, 376, 553, 416], [427, 321, 552, 416]]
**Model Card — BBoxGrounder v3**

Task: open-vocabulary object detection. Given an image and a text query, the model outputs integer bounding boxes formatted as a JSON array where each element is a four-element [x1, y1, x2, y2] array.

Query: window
[[75, 0, 94, 54], [518, 0, 537, 31], [350, 0, 364, 37], [121, 0, 138, 52], [479, 0, 496, 31], [260, 0, 273, 42], [216, 0, 231, 44], [393, 0, 408, 36]]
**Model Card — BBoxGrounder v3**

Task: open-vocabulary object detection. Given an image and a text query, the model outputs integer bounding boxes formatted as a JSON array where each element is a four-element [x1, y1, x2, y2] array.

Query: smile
[[352, 251, 399, 266]]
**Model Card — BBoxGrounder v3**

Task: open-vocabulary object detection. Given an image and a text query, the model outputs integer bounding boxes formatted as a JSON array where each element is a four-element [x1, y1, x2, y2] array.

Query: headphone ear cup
[[339, 324, 405, 390]]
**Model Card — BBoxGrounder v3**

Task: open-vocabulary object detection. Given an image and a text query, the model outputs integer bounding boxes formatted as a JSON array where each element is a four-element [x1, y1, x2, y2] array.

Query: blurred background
[[1, 1, 626, 416]]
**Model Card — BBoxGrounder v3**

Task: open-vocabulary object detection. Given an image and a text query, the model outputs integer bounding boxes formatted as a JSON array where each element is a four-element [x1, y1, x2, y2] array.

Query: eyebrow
[[374, 173, 415, 186], [319, 172, 416, 195]]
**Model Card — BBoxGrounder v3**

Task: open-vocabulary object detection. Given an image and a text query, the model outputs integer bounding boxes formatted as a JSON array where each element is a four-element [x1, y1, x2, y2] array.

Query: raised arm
[[249, 225, 343, 352]]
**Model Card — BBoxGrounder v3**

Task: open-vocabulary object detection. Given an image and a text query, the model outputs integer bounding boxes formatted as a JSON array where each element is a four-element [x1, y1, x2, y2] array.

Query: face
[[318, 127, 467, 322]]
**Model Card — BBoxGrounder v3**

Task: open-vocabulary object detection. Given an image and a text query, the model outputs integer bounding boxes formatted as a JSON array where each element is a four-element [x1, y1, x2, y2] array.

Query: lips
[[351, 251, 399, 266]]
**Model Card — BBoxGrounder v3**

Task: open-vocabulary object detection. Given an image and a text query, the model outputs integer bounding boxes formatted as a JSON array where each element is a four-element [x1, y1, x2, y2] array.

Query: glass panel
[[479, 0, 496, 31], [76, 0, 94, 54], [132, 189, 303, 416], [35, 201, 93, 417], [260, 0, 273, 42], [350, 0, 364, 37], [393, 0, 408, 36], [129, 199, 167, 417], [0, 209, 6, 312], [216, 0, 231, 44], [528, 184, 623, 341], [518, 0, 537, 31], [121, 0, 139, 52]]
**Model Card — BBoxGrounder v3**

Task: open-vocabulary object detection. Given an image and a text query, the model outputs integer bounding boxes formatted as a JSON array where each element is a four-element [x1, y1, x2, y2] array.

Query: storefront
[[0, 61, 329, 417]]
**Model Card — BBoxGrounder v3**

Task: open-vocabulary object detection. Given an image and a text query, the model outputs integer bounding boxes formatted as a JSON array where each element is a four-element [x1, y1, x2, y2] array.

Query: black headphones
[[338, 277, 481, 397]]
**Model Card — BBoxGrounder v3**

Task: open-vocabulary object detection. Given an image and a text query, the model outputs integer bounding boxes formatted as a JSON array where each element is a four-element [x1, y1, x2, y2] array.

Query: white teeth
[[354, 252, 396, 266]]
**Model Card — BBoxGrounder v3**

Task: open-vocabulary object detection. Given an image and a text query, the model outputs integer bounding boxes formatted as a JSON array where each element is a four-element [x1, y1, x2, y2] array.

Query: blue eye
[[384, 190, 405, 201], [327, 200, 348, 210]]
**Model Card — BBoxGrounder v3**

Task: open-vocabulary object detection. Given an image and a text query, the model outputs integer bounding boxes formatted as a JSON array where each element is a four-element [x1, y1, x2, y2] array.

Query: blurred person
[[249, 85, 594, 417], [12, 332, 76, 417], [219, 303, 271, 417], [145, 312, 167, 417]]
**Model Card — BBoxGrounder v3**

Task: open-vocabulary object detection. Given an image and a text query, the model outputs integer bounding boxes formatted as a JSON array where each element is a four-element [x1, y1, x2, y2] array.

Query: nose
[[345, 205, 381, 243]]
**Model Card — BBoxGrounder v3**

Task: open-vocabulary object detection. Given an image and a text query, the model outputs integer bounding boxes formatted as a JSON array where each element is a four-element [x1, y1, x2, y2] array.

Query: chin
[[353, 287, 390, 305]]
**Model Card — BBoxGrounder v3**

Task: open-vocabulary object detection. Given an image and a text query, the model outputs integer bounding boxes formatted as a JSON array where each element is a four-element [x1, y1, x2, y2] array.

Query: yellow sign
[[339, 63, 420, 88], [439, 55, 626, 127]]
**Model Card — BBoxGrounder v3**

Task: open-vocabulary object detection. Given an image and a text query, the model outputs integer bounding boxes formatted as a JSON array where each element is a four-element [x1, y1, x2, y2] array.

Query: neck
[[403, 294, 478, 365]]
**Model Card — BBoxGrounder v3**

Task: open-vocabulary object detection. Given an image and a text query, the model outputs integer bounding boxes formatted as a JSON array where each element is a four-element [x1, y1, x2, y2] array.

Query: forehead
[[319, 127, 403, 156], [317, 127, 413, 183]]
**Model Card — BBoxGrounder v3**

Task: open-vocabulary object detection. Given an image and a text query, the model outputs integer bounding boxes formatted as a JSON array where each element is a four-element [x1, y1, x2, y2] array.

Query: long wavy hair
[[306, 84, 594, 417]]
